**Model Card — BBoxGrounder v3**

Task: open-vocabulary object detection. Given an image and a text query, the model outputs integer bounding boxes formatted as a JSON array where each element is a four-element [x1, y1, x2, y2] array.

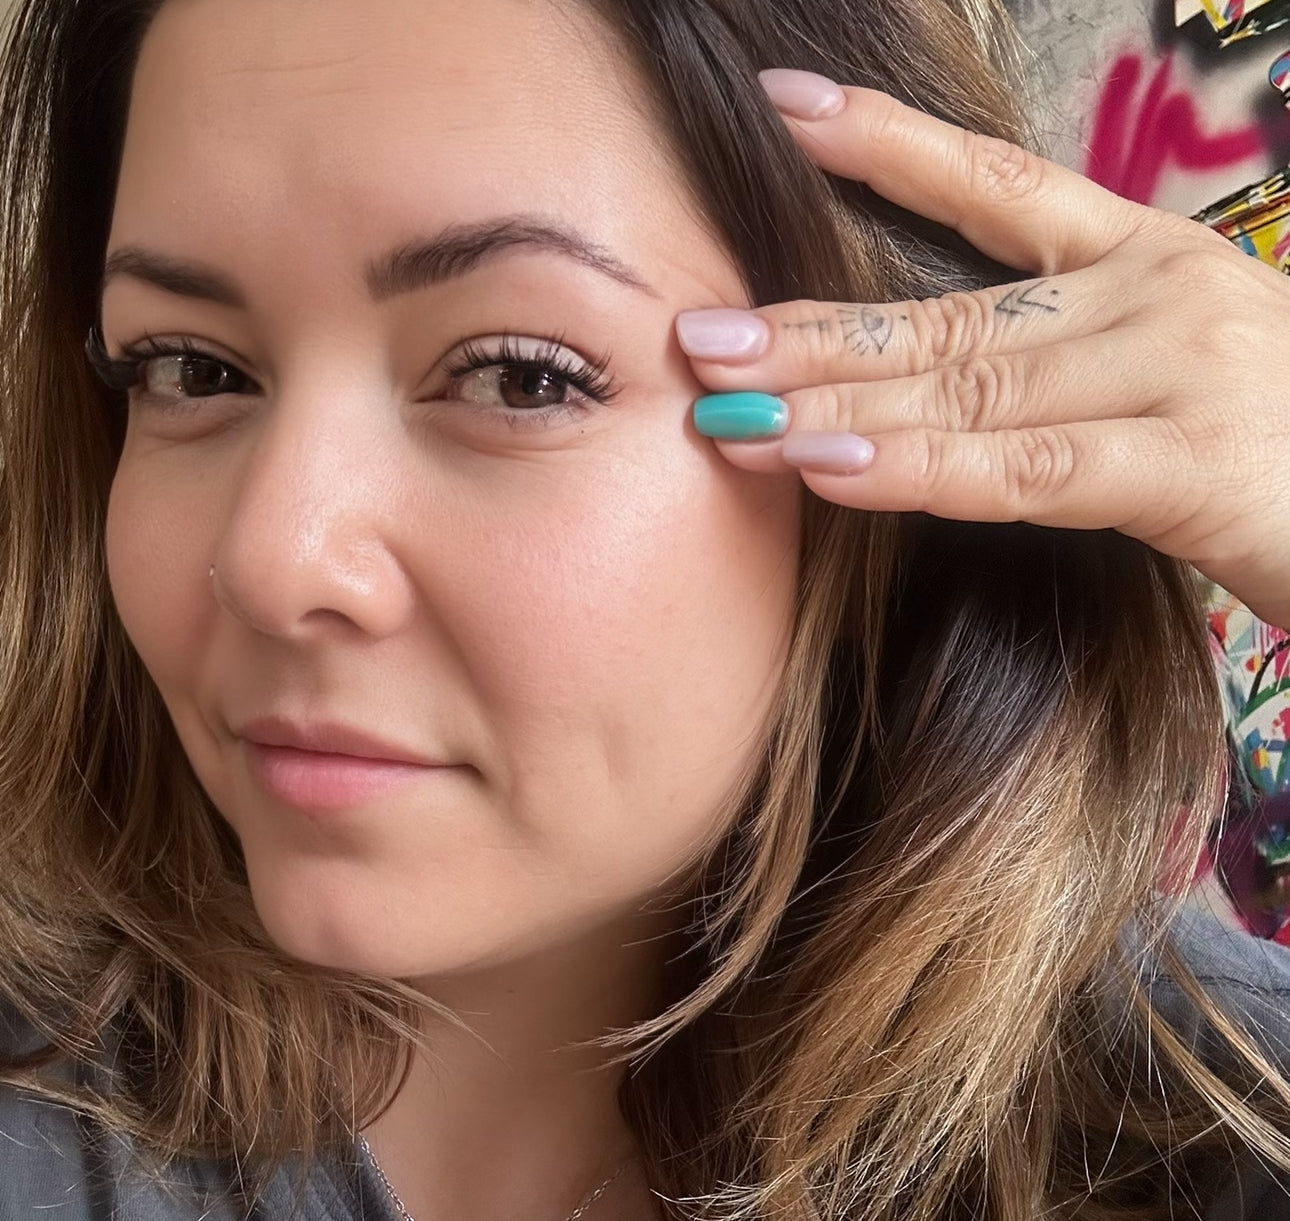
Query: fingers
[[781, 327, 1161, 437], [699, 325, 1167, 481], [791, 417, 1194, 545], [758, 70, 1153, 275], [678, 271, 1117, 395]]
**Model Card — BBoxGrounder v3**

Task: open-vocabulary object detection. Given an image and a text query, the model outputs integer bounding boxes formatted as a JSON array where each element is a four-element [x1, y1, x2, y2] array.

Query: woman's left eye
[[440, 335, 619, 421], [456, 365, 585, 412]]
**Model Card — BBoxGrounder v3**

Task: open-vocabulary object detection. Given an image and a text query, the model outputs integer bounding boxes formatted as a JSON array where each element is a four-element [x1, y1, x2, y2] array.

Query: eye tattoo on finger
[[787, 306, 898, 356], [845, 307, 895, 355], [995, 281, 1061, 319]]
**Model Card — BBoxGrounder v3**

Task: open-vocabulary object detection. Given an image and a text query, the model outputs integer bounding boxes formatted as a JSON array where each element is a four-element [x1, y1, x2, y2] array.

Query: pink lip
[[236, 717, 455, 813]]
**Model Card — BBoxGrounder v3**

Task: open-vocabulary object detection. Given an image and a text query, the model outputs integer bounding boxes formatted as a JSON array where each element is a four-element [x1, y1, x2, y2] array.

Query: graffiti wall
[[1009, 0, 1290, 938], [1012, 0, 1290, 214]]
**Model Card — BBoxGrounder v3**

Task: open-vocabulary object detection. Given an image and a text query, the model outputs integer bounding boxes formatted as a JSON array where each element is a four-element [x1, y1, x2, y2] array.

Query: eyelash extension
[[444, 332, 621, 405], [83, 327, 240, 395]]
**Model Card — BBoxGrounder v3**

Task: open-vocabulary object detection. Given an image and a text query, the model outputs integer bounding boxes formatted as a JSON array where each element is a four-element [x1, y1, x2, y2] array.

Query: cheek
[[104, 451, 216, 701], [418, 415, 802, 850]]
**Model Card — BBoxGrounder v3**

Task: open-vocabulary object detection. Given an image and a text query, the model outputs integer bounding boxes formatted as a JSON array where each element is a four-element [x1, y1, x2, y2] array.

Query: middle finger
[[696, 325, 1170, 450]]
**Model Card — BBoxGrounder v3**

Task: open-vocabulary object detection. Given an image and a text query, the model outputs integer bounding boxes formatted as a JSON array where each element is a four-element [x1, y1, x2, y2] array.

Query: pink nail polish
[[782, 431, 875, 474], [676, 309, 770, 362], [758, 69, 848, 120]]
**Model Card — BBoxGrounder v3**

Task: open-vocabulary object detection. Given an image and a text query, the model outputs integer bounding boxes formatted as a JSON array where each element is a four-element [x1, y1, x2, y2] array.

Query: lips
[[236, 715, 443, 766], [235, 716, 456, 813]]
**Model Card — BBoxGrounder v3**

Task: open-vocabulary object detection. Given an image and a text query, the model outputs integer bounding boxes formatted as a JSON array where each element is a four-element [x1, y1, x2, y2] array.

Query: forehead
[[112, 0, 733, 307]]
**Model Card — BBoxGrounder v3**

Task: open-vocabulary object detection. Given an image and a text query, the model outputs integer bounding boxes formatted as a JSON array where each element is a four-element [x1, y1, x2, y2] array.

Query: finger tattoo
[[995, 281, 1061, 319], [787, 306, 901, 355], [843, 307, 895, 355]]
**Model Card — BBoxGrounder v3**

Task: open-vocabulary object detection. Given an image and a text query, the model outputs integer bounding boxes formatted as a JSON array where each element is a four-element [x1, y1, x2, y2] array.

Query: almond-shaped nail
[[677, 309, 770, 363], [782, 431, 875, 474], [759, 69, 848, 121]]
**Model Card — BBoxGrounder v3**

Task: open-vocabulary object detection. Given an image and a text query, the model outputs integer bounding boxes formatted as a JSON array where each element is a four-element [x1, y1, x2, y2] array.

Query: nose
[[210, 389, 415, 641]]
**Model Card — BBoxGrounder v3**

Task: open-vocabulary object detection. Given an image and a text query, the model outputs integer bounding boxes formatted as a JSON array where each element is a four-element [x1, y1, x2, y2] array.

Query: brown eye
[[441, 334, 617, 423], [494, 366, 571, 411], [142, 354, 251, 400]]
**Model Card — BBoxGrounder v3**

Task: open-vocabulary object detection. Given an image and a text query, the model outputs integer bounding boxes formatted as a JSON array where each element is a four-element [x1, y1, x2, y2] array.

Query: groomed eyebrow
[[369, 218, 658, 301], [101, 214, 660, 306], [102, 248, 244, 308]]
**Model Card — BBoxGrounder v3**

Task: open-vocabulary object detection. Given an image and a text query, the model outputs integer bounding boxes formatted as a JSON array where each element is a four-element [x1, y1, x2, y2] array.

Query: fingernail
[[677, 309, 770, 362], [759, 69, 848, 120], [694, 392, 788, 441], [782, 431, 875, 474]]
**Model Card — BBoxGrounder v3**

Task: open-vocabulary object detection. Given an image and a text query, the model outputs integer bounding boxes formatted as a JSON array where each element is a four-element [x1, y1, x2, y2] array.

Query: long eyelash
[[444, 332, 620, 404], [84, 327, 205, 393], [86, 327, 622, 408]]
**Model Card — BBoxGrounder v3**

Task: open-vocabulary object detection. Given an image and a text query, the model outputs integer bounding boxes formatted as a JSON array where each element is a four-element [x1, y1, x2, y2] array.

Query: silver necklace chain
[[357, 1134, 630, 1221]]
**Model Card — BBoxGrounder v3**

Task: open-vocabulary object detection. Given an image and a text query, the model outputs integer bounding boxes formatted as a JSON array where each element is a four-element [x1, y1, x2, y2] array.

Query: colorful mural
[[1207, 593, 1290, 937], [1195, 0, 1290, 45], [1008, 0, 1290, 933]]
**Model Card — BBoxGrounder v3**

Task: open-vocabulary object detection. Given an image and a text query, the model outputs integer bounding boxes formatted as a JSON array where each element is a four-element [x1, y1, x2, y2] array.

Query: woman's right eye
[[137, 352, 256, 401], [86, 330, 259, 405]]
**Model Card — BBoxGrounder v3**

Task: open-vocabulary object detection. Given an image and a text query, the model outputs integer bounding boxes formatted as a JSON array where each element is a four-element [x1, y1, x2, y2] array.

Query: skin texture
[[100, 0, 800, 1215]]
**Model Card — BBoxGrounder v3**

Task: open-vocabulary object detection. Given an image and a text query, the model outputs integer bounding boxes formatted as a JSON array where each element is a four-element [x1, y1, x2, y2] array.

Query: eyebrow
[[101, 215, 660, 306], [102, 248, 245, 308], [370, 218, 659, 301]]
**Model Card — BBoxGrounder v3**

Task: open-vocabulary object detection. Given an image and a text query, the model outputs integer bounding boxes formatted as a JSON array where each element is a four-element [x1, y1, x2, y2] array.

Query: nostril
[[210, 535, 413, 642]]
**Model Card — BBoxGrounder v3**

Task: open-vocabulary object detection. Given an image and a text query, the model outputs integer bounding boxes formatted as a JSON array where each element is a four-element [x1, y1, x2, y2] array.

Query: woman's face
[[102, 0, 800, 981]]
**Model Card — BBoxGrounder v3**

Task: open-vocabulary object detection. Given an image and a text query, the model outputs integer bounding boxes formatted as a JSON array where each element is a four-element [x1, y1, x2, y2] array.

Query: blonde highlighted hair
[[2, 0, 1288, 1218]]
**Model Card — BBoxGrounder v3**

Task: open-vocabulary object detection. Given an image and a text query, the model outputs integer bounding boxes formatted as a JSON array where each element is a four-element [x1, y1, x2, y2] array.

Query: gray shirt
[[3, 908, 1290, 1220]]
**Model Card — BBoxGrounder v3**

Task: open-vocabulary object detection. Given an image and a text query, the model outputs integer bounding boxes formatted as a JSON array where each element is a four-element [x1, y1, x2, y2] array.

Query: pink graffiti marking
[[1086, 51, 1268, 204]]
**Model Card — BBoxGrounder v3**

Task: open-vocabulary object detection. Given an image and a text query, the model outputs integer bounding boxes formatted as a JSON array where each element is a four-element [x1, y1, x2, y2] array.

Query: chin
[[254, 902, 399, 976], [241, 868, 407, 976], [245, 875, 509, 981]]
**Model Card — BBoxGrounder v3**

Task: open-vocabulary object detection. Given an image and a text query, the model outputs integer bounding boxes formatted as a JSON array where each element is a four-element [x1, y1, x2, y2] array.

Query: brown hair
[[1, 1, 1287, 1218]]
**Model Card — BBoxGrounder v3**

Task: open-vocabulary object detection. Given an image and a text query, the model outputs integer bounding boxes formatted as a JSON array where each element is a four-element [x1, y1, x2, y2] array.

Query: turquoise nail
[[693, 392, 788, 441]]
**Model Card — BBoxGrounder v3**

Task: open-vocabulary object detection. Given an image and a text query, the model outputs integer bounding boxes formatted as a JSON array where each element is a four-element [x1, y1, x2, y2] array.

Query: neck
[[359, 912, 675, 1221]]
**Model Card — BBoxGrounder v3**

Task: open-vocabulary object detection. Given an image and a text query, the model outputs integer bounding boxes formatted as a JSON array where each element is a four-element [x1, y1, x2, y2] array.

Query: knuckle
[[939, 357, 1013, 432], [964, 132, 1044, 206], [1186, 219, 1246, 263], [862, 93, 910, 157], [906, 429, 944, 502], [1155, 242, 1242, 304], [1149, 254, 1246, 355], [1198, 321, 1254, 371], [799, 383, 852, 434], [1000, 429, 1075, 512], [917, 292, 995, 364], [1125, 206, 1188, 251]]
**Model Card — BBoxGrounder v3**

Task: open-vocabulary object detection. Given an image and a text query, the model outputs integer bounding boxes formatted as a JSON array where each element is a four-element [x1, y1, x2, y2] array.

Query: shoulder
[[1146, 908, 1290, 1221], [0, 994, 365, 1221], [0, 992, 99, 1219], [1151, 905, 1290, 1063]]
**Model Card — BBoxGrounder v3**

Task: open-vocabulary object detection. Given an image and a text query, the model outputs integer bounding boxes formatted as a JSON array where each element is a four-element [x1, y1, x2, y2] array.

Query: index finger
[[758, 71, 1149, 275]]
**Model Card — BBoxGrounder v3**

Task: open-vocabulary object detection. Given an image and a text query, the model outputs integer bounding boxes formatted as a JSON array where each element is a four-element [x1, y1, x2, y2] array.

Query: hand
[[678, 71, 1290, 632]]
